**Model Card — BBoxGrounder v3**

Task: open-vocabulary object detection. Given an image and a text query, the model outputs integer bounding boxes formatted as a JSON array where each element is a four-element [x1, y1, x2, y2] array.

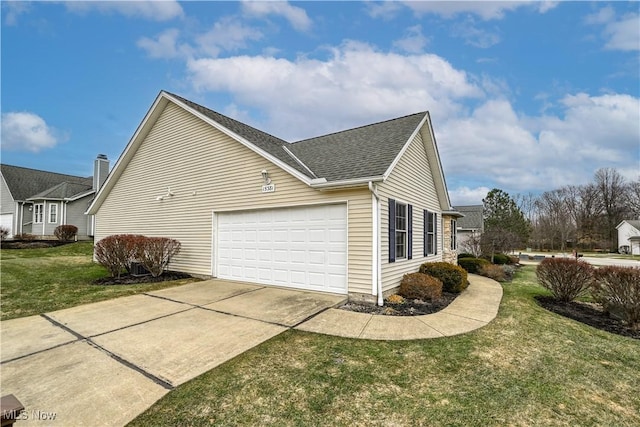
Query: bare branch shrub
[[54, 225, 78, 241], [592, 266, 640, 330], [478, 264, 506, 282], [135, 237, 182, 277], [536, 258, 594, 302]]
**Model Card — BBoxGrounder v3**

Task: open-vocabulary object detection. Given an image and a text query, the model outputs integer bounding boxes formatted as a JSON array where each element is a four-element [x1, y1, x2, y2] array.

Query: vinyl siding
[[65, 197, 92, 238], [378, 129, 443, 293], [0, 175, 15, 214], [95, 102, 373, 295]]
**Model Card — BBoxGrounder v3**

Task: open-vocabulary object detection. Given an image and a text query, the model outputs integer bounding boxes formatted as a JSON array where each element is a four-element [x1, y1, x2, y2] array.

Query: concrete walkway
[[1, 275, 502, 426], [296, 274, 503, 340]]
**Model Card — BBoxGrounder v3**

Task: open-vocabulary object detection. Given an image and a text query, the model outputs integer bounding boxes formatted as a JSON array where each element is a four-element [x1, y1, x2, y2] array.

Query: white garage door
[[216, 204, 347, 294], [0, 214, 13, 238]]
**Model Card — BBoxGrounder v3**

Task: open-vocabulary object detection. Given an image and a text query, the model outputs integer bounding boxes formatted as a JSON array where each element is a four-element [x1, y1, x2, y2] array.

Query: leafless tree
[[626, 177, 640, 218], [460, 231, 482, 257], [594, 168, 629, 249], [535, 189, 575, 251]]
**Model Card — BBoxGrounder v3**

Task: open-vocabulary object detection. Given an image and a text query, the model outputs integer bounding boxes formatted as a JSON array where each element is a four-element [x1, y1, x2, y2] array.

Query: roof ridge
[[0, 163, 88, 180], [292, 111, 428, 144], [162, 91, 289, 145]]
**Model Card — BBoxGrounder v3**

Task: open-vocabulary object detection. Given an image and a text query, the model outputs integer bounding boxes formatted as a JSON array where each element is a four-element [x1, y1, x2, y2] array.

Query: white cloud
[[137, 28, 191, 59], [402, 1, 554, 21], [452, 18, 500, 48], [196, 17, 263, 57], [449, 186, 492, 206], [242, 1, 312, 31], [187, 41, 483, 139], [2, 1, 31, 25], [65, 0, 183, 21], [1, 112, 62, 153], [586, 7, 640, 51], [393, 25, 429, 53], [365, 1, 404, 20]]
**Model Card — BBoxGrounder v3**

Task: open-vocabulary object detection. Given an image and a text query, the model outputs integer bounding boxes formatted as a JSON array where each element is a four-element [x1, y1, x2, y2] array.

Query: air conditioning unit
[[130, 262, 151, 277]]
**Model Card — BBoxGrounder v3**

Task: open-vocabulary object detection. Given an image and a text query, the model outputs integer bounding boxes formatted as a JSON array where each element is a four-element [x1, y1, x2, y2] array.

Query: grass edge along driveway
[[0, 242, 197, 320], [130, 267, 640, 427]]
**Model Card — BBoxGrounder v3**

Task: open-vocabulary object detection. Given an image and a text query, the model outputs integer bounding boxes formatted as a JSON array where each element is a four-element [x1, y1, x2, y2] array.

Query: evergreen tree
[[482, 188, 530, 252]]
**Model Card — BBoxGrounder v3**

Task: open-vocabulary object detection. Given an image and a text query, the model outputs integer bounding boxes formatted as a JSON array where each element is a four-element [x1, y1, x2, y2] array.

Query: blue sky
[[2, 1, 639, 205]]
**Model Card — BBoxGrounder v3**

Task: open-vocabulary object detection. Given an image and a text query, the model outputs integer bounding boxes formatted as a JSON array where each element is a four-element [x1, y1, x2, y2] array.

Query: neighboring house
[[453, 205, 484, 249], [616, 220, 640, 255], [87, 91, 462, 302], [0, 155, 110, 239]]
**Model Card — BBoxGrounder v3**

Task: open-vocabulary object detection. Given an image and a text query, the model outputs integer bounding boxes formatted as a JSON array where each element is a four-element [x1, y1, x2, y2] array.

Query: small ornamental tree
[[592, 266, 640, 330], [536, 258, 594, 302], [54, 225, 78, 241]]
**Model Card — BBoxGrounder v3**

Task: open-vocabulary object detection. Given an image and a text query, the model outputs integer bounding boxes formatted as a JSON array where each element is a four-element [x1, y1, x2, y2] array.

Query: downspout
[[369, 182, 383, 306]]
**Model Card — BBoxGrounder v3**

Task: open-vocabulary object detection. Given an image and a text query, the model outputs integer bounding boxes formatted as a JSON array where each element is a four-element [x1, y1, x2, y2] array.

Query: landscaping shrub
[[458, 257, 490, 274], [14, 233, 35, 241], [457, 252, 475, 260], [536, 258, 594, 302], [0, 227, 8, 241], [419, 262, 468, 293], [398, 272, 443, 301], [54, 225, 78, 241], [502, 265, 517, 281], [592, 266, 640, 329], [135, 237, 182, 277], [478, 264, 506, 282], [493, 253, 512, 265], [95, 234, 137, 278]]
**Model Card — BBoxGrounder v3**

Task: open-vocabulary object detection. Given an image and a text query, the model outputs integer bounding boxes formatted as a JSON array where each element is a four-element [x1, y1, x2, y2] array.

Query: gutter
[[369, 181, 383, 306], [312, 176, 384, 190]]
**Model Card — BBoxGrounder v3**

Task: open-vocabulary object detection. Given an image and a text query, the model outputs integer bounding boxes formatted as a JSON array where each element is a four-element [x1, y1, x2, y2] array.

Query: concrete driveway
[[0, 280, 345, 426]]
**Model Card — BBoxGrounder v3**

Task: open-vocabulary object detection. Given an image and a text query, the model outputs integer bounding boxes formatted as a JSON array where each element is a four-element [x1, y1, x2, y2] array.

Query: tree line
[[463, 168, 640, 255]]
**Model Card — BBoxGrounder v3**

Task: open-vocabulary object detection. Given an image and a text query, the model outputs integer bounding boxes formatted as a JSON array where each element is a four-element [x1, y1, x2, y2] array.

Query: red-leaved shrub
[[54, 225, 78, 241], [536, 258, 594, 302], [135, 237, 182, 277], [592, 266, 640, 330]]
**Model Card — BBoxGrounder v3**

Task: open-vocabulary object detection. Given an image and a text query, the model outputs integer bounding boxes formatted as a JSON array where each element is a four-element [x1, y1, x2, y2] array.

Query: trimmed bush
[[458, 257, 490, 274], [54, 225, 78, 241], [135, 237, 182, 277], [536, 258, 594, 302], [95, 234, 138, 278], [419, 262, 468, 293], [398, 272, 443, 301], [15, 233, 35, 241], [478, 264, 506, 282], [492, 253, 512, 265], [457, 252, 475, 260], [592, 266, 640, 329]]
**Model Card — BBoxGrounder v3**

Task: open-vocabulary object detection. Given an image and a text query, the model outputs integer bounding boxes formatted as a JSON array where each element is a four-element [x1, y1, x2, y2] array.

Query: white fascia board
[[86, 93, 168, 215], [310, 176, 383, 189], [65, 190, 95, 202], [381, 113, 429, 182], [162, 92, 315, 187], [281, 145, 317, 178], [424, 112, 453, 210]]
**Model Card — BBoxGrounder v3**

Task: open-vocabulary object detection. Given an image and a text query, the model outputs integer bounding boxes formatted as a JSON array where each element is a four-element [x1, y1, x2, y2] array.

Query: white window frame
[[49, 203, 58, 223], [395, 202, 407, 260], [33, 204, 44, 224]]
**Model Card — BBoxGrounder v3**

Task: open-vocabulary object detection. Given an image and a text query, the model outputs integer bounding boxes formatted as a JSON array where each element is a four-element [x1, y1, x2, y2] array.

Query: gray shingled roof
[[166, 92, 313, 178], [454, 205, 484, 230], [289, 112, 427, 182], [168, 92, 428, 183], [28, 181, 93, 200], [1, 164, 92, 201]]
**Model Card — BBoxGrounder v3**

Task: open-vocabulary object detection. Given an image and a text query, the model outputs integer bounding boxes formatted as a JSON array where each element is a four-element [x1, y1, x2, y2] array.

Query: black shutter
[[407, 204, 413, 260], [433, 212, 438, 255], [423, 210, 428, 257], [389, 199, 396, 263]]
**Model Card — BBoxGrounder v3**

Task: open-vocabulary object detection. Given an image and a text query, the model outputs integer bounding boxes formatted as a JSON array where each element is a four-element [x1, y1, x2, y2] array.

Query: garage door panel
[[216, 204, 347, 293]]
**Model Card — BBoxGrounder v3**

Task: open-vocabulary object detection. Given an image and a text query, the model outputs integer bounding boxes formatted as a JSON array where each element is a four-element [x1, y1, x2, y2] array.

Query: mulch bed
[[92, 271, 193, 286], [535, 296, 639, 340], [340, 292, 458, 316]]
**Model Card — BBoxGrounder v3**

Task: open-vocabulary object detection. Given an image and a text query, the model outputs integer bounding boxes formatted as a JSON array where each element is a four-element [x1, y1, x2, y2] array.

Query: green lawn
[[130, 267, 640, 427], [0, 242, 197, 320]]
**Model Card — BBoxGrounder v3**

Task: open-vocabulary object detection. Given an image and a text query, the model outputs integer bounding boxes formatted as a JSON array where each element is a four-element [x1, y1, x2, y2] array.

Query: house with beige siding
[[87, 91, 461, 302]]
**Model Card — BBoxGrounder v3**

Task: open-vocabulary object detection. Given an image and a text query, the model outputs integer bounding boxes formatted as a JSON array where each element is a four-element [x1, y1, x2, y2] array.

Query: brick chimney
[[93, 154, 109, 191]]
